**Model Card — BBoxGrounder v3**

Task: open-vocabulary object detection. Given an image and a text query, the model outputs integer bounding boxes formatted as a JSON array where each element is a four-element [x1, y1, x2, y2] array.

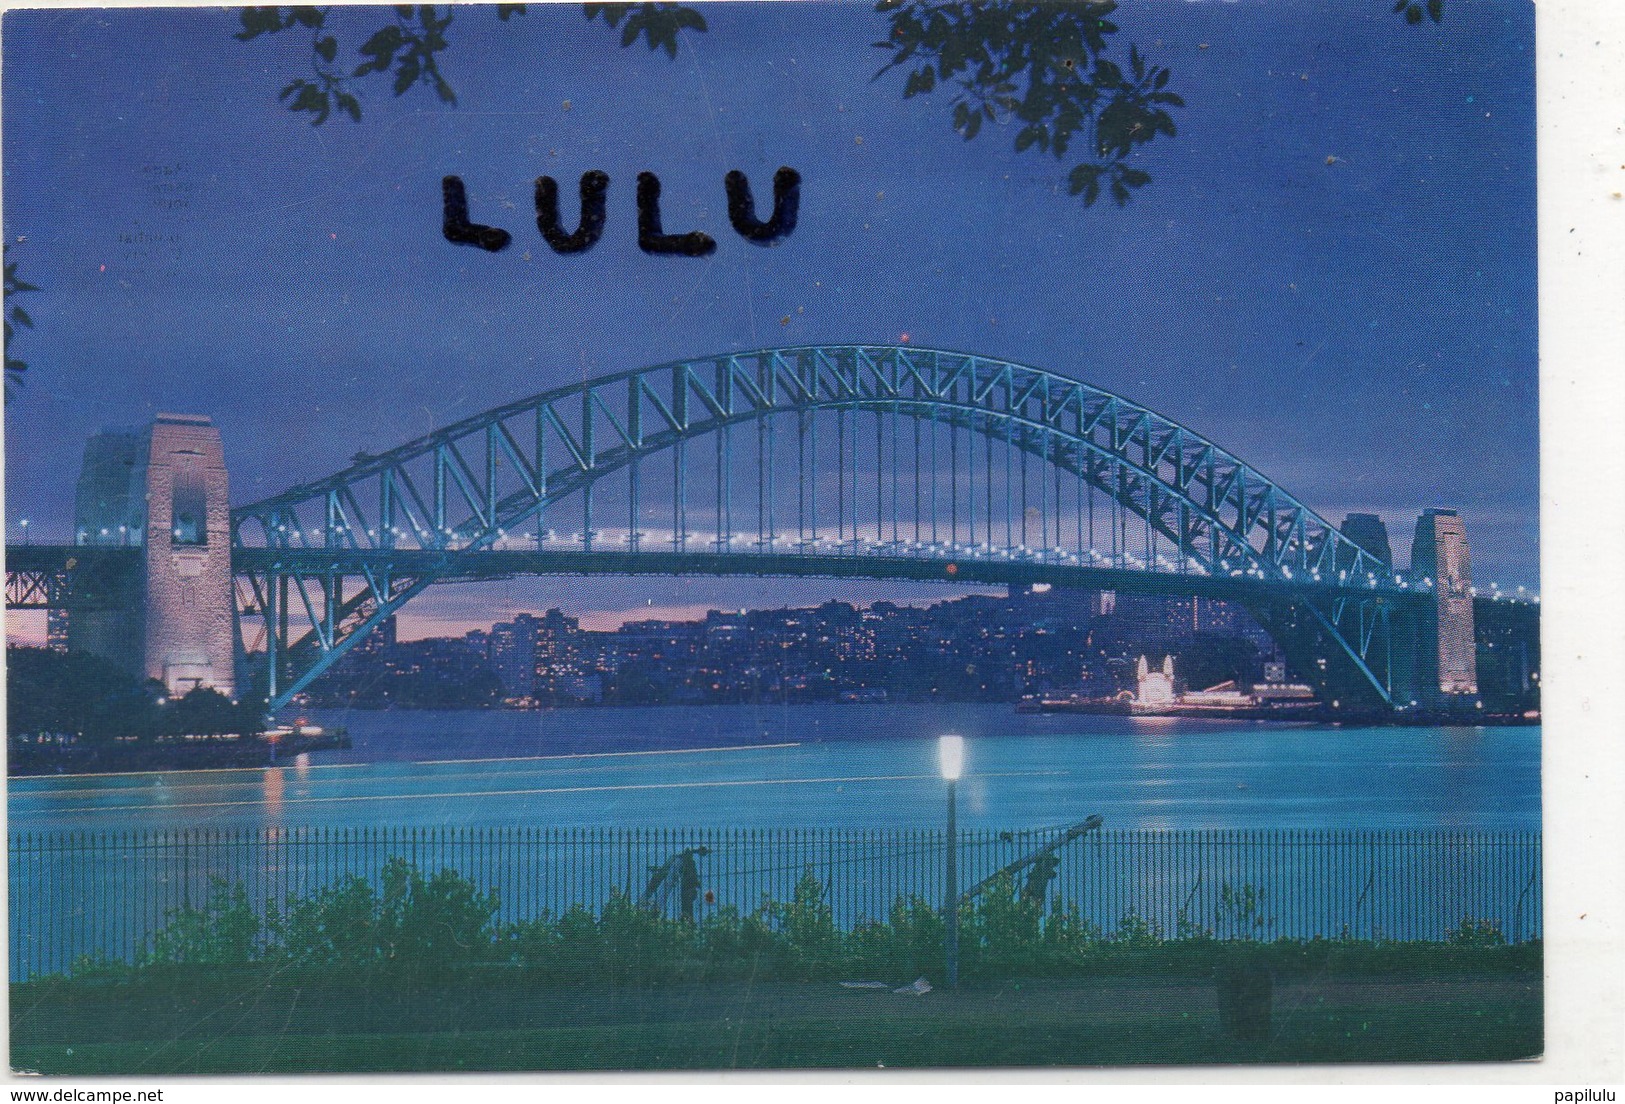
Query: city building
[[1340, 513, 1393, 569], [45, 608, 70, 653], [488, 613, 541, 697]]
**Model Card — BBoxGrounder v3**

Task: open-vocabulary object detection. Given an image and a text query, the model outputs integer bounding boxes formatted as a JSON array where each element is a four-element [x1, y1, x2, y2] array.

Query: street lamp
[[18, 518, 28, 545], [938, 733, 965, 989]]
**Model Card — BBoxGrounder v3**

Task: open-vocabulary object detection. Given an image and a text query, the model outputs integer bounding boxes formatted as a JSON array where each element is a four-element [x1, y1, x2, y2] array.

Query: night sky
[[2, 0, 1538, 637]]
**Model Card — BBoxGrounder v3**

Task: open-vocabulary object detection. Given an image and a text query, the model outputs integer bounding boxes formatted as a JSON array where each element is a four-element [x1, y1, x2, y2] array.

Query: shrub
[[885, 894, 946, 976], [143, 860, 500, 972], [115, 861, 1538, 988], [376, 859, 501, 966], [770, 868, 839, 973], [1042, 898, 1103, 956], [1112, 910, 1163, 948], [1447, 917, 1506, 948], [1216, 882, 1273, 941], [597, 888, 697, 982], [143, 877, 263, 966], [699, 903, 782, 965], [275, 873, 389, 967], [964, 873, 1045, 972]]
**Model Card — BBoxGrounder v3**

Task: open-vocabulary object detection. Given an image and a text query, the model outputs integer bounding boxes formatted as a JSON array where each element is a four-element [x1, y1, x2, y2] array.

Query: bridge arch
[[230, 345, 1400, 708]]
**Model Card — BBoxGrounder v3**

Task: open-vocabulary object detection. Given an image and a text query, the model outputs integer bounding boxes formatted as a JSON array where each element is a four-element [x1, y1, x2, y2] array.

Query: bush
[[1112, 910, 1163, 948], [144, 878, 263, 966], [1042, 899, 1102, 954], [597, 888, 698, 982], [1216, 882, 1273, 941], [143, 860, 499, 973], [1446, 917, 1506, 948], [770, 869, 839, 974], [118, 860, 1540, 988], [276, 874, 387, 967], [378, 859, 501, 966], [699, 903, 781, 965]]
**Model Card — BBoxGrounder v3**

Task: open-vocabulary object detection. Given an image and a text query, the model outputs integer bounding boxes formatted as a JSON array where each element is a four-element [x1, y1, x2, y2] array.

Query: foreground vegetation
[[11, 860, 1540, 1073], [52, 859, 1537, 986]]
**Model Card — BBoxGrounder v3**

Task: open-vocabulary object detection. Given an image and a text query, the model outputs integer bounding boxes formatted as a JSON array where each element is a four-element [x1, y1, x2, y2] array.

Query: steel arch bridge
[[230, 344, 1417, 711]]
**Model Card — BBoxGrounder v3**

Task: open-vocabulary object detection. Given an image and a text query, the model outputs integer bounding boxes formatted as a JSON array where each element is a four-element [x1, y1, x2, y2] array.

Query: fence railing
[[8, 827, 1542, 980]]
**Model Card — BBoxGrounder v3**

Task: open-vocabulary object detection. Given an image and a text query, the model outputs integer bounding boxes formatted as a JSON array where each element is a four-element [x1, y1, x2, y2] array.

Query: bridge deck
[[225, 545, 1420, 605]]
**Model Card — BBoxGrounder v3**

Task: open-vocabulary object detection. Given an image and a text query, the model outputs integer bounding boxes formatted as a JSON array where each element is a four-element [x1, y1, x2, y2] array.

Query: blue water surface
[[6, 704, 1541, 832]]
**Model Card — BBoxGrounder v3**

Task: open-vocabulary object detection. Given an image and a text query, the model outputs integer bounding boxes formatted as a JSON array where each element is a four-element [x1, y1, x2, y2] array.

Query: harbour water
[[7, 704, 1542, 833], [7, 705, 1543, 976]]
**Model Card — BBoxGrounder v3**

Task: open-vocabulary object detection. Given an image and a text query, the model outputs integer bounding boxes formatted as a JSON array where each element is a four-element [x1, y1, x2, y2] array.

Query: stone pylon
[[71, 414, 237, 699], [1410, 508, 1478, 699]]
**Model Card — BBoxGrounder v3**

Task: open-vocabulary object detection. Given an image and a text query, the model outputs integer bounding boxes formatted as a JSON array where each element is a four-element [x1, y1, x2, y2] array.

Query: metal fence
[[8, 827, 1542, 980]]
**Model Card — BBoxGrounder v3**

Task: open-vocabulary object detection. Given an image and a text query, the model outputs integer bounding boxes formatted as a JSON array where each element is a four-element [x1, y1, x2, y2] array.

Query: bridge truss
[[4, 545, 139, 612], [230, 345, 1408, 710]]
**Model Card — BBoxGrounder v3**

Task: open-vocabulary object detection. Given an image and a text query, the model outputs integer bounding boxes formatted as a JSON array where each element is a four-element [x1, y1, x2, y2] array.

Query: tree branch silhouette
[[1393, 0, 1444, 26], [5, 245, 38, 403], [234, 0, 1444, 205], [235, 3, 707, 125], [873, 0, 1181, 206]]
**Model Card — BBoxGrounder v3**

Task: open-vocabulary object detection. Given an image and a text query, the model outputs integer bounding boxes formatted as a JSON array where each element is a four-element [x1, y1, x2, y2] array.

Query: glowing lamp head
[[938, 734, 965, 782]]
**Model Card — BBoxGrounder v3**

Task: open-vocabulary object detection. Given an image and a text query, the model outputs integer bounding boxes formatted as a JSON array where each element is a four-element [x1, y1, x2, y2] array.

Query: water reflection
[[262, 766, 284, 818]]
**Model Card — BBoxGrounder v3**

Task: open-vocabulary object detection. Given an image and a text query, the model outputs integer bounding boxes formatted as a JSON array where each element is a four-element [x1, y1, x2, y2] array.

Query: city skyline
[[287, 583, 1537, 717], [4, 0, 1539, 648]]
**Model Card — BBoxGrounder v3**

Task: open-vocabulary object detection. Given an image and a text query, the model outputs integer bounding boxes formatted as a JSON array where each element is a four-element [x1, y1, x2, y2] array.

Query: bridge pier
[[70, 415, 238, 699], [1246, 509, 1483, 715]]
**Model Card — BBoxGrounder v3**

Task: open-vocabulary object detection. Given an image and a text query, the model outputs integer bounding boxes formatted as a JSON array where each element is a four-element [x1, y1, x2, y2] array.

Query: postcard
[[3, 0, 1552, 1077]]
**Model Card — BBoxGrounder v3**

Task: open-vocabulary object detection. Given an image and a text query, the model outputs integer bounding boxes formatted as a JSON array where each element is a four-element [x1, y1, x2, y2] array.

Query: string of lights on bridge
[[240, 518, 1538, 603]]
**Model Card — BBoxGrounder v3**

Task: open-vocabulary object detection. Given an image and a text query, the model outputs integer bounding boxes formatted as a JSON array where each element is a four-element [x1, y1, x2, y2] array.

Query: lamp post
[[938, 733, 964, 989], [18, 518, 27, 545]]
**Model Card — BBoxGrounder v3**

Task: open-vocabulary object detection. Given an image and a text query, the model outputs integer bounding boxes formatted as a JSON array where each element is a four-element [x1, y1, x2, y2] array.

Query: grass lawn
[[11, 971, 1542, 1074]]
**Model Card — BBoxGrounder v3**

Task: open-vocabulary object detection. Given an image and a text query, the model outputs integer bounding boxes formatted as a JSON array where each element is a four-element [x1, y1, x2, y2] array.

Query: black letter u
[[535, 171, 609, 254], [725, 167, 800, 245]]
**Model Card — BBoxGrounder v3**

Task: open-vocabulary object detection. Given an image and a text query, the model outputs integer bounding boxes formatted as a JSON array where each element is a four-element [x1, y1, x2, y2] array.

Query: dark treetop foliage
[[232, 1, 1441, 208], [236, 4, 458, 124], [7, 647, 264, 745], [1394, 0, 1445, 26], [582, 2, 709, 59], [234, 3, 708, 125], [872, 0, 1182, 206]]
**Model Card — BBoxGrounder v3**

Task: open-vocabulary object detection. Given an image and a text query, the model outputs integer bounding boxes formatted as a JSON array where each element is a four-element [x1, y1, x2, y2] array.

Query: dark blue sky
[[2, 1, 1538, 634]]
